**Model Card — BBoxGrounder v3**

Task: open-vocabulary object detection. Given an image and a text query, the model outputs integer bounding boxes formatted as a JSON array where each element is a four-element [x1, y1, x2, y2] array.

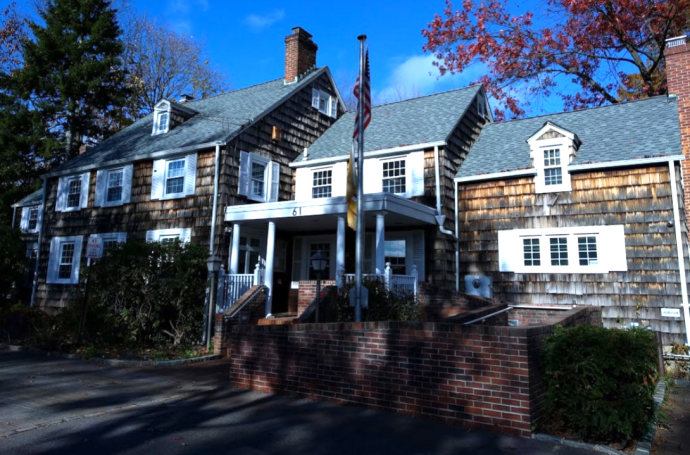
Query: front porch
[[222, 193, 438, 315]]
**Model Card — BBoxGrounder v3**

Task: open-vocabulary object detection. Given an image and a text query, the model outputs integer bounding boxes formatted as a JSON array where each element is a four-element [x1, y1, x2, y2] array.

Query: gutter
[[668, 160, 690, 347], [433, 145, 454, 236], [455, 181, 460, 292], [11, 206, 16, 229], [209, 143, 221, 256], [290, 141, 446, 168], [30, 179, 47, 308]]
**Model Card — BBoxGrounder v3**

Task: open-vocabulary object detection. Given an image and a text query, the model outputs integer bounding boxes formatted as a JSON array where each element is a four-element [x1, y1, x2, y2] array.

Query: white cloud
[[243, 9, 286, 31], [167, 0, 209, 14], [376, 54, 486, 103]]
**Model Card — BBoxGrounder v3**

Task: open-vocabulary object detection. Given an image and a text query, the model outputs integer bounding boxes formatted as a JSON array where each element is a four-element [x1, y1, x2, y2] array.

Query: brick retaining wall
[[226, 306, 601, 436]]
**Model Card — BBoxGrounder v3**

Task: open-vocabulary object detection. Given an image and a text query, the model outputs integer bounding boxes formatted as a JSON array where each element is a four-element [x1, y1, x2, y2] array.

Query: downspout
[[209, 143, 221, 256], [11, 206, 16, 229], [669, 160, 690, 347], [455, 181, 460, 292], [30, 179, 47, 308], [434, 145, 454, 236]]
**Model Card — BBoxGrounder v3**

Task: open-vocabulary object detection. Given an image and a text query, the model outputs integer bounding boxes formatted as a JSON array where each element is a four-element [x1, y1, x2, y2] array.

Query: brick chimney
[[666, 35, 690, 225], [285, 27, 317, 84]]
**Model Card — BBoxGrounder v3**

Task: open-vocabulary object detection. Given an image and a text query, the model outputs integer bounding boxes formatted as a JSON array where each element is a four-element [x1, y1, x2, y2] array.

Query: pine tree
[[15, 0, 128, 162]]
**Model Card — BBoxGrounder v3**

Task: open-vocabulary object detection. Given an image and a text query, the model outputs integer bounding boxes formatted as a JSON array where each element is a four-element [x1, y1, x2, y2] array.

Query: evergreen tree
[[14, 0, 128, 162]]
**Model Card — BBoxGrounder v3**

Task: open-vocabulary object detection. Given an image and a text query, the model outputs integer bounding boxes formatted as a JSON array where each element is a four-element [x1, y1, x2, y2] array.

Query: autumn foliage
[[423, 0, 690, 119]]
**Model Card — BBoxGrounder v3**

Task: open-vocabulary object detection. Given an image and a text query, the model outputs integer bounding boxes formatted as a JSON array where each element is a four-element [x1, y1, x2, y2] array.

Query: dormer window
[[527, 121, 581, 194], [151, 99, 198, 136], [156, 112, 169, 134]]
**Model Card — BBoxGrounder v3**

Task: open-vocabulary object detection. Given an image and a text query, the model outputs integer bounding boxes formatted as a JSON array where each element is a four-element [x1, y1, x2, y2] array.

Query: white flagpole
[[355, 35, 366, 322]]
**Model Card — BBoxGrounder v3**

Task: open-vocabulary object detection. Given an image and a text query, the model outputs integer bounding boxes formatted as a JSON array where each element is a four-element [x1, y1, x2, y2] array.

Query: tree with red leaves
[[423, 0, 690, 119]]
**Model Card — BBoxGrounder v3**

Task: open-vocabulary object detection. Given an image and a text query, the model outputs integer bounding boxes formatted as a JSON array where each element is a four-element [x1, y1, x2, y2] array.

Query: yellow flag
[[346, 145, 357, 230]]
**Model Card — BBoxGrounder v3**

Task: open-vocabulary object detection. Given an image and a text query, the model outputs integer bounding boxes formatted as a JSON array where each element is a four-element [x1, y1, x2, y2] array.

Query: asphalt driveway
[[0, 350, 594, 455]]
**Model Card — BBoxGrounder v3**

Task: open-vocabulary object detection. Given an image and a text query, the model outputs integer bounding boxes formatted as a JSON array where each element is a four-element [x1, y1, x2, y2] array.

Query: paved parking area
[[0, 350, 594, 455]]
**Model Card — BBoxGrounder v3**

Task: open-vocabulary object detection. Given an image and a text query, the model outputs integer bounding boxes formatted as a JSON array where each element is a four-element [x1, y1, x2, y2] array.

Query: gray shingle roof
[[299, 84, 483, 161], [456, 96, 681, 179], [12, 189, 43, 207], [48, 68, 330, 176]]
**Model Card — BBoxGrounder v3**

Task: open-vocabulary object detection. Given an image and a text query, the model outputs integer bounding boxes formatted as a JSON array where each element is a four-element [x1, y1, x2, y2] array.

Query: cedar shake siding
[[457, 164, 690, 344]]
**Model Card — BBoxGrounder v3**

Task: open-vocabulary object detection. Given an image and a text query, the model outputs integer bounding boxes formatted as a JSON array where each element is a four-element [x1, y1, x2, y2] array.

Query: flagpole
[[355, 34, 366, 322]]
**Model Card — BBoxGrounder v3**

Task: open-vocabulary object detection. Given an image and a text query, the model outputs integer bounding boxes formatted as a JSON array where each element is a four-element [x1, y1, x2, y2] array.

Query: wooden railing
[[342, 263, 418, 297], [216, 263, 264, 313]]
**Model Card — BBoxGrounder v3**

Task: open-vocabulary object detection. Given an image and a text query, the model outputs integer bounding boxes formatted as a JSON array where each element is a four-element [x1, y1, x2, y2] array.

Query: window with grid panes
[[106, 169, 124, 202], [384, 240, 406, 274], [550, 237, 568, 266], [28, 207, 38, 231], [312, 169, 332, 198], [251, 161, 266, 198], [523, 238, 541, 266], [67, 178, 82, 208], [383, 160, 406, 194], [58, 243, 75, 280], [165, 159, 185, 195], [543, 149, 562, 186], [578, 236, 598, 266]]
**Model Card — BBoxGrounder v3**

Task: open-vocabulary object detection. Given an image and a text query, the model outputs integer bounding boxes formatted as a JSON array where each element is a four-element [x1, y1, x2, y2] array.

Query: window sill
[[511, 266, 609, 274], [60, 206, 83, 213], [47, 278, 78, 285], [160, 192, 187, 200]]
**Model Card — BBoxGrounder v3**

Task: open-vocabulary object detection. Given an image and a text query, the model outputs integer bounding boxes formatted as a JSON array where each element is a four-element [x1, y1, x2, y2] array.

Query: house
[[25, 27, 346, 312], [223, 84, 491, 315], [11, 189, 43, 302], [454, 50, 690, 344]]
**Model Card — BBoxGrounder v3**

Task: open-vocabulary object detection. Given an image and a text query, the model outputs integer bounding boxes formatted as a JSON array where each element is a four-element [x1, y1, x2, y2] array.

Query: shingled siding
[[422, 96, 486, 289], [457, 163, 690, 344]]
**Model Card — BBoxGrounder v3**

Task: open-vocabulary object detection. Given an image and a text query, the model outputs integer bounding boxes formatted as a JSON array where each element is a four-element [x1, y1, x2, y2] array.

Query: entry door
[[238, 235, 263, 274]]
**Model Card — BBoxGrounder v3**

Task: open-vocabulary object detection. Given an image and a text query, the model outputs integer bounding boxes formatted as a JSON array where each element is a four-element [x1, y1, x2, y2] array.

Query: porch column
[[230, 223, 241, 274], [375, 212, 386, 274], [336, 215, 346, 287], [265, 220, 276, 318]]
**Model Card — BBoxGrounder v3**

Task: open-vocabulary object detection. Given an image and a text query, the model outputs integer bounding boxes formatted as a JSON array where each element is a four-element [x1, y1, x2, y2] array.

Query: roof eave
[[290, 141, 447, 168]]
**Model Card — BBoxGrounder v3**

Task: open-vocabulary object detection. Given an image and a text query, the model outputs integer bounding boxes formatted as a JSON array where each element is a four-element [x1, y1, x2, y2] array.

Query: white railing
[[342, 263, 418, 297], [216, 263, 264, 313]]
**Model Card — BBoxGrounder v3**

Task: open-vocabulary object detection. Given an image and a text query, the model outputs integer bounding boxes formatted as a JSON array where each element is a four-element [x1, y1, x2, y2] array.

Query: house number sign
[[661, 308, 681, 318], [292, 207, 301, 216]]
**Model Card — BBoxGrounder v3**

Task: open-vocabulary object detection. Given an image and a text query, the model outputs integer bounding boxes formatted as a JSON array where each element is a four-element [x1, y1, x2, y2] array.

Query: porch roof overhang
[[224, 193, 438, 231]]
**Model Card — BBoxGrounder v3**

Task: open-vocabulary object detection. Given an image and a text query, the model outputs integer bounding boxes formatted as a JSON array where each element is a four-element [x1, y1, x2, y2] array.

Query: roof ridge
[[489, 95, 670, 127], [372, 83, 482, 109]]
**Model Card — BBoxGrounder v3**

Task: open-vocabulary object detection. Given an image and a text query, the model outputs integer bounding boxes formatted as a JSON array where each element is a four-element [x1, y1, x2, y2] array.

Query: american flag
[[352, 49, 371, 139]]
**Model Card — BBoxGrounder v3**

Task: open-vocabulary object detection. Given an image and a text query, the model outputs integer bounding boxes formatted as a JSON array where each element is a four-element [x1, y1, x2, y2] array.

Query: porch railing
[[343, 263, 418, 297], [216, 263, 264, 313]]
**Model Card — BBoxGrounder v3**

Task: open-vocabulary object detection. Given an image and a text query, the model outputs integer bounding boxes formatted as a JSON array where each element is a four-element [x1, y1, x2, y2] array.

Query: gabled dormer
[[527, 121, 581, 193], [151, 99, 198, 136]]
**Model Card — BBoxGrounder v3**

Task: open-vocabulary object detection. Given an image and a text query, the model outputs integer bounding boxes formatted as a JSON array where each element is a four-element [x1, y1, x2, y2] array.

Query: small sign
[[86, 237, 104, 259], [349, 286, 369, 309], [661, 308, 681, 318]]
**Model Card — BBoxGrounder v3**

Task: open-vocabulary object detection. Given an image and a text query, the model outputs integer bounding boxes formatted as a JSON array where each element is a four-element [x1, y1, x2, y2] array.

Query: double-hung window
[[106, 169, 124, 202], [382, 160, 406, 194], [311, 88, 338, 118], [543, 149, 563, 186], [498, 225, 626, 273], [527, 122, 578, 193], [28, 207, 39, 231], [95, 165, 133, 207], [47, 236, 84, 284], [238, 151, 280, 202], [56, 173, 90, 212], [151, 154, 197, 200], [312, 169, 332, 198], [20, 204, 42, 233]]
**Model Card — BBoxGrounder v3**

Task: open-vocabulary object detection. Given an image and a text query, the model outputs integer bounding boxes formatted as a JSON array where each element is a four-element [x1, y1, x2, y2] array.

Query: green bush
[[328, 278, 425, 322], [85, 240, 207, 347], [0, 224, 27, 303], [542, 325, 658, 442]]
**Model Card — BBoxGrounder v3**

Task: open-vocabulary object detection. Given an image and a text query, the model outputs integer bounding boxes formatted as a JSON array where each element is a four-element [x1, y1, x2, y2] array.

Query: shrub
[[542, 325, 658, 442], [0, 224, 27, 303], [85, 240, 207, 347], [328, 278, 425, 322]]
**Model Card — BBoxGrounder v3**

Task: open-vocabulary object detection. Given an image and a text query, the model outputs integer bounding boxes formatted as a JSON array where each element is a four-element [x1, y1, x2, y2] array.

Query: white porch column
[[375, 212, 386, 274], [336, 215, 346, 287], [230, 223, 241, 274], [265, 220, 276, 318]]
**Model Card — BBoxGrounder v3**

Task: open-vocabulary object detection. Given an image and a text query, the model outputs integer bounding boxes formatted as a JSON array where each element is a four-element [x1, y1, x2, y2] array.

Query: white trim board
[[292, 141, 446, 168]]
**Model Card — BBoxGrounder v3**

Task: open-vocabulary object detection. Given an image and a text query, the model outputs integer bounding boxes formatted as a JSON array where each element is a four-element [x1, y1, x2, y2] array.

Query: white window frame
[[56, 172, 90, 212], [164, 158, 187, 197], [311, 88, 338, 118], [47, 235, 84, 284], [238, 151, 280, 203], [20, 204, 43, 234], [311, 167, 333, 199], [152, 101, 171, 135], [362, 152, 425, 198], [528, 123, 577, 194], [145, 228, 192, 243], [95, 164, 133, 207], [498, 225, 627, 274], [151, 154, 197, 200], [381, 158, 408, 196]]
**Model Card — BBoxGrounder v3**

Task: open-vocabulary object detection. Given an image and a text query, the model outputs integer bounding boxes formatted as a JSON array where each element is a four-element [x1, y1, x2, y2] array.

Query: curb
[[534, 380, 666, 455], [0, 343, 221, 367]]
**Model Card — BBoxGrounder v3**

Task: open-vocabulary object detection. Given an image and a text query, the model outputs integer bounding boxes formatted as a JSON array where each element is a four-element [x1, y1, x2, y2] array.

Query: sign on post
[[661, 308, 681, 318], [86, 237, 104, 260]]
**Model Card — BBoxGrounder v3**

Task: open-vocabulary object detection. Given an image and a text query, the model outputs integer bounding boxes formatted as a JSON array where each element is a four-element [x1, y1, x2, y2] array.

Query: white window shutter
[[331, 162, 347, 197], [311, 88, 320, 109], [19, 207, 29, 230], [80, 172, 90, 208], [412, 231, 425, 279], [363, 159, 383, 194], [604, 225, 628, 272], [185, 154, 197, 196], [238, 151, 250, 196], [181, 228, 192, 243], [47, 237, 60, 283], [145, 230, 156, 242], [498, 230, 521, 272], [408, 152, 426, 197], [56, 177, 67, 212], [117, 232, 128, 243], [329, 96, 338, 118], [71, 236, 83, 284], [122, 164, 134, 203], [36, 204, 43, 232], [151, 159, 165, 200], [95, 170, 106, 207], [269, 161, 280, 202], [295, 168, 311, 201]]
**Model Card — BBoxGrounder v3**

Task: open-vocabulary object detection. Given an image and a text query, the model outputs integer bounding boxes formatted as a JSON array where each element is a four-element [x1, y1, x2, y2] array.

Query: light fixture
[[310, 251, 327, 272]]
